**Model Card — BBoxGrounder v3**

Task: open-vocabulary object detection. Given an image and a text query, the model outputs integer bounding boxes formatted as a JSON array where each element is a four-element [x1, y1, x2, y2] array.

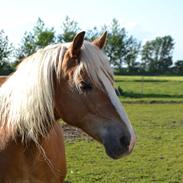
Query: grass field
[[64, 76, 183, 183], [114, 76, 183, 103]]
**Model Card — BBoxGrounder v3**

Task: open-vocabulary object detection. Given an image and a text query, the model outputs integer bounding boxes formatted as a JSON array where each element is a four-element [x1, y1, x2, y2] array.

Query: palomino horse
[[0, 32, 136, 183]]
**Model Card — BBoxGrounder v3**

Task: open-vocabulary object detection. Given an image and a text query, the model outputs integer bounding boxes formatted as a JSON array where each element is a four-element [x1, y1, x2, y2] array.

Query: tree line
[[0, 16, 182, 75]]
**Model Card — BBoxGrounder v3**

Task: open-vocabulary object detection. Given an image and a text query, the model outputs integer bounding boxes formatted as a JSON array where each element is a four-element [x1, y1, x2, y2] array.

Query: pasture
[[115, 76, 183, 103], [64, 76, 183, 183]]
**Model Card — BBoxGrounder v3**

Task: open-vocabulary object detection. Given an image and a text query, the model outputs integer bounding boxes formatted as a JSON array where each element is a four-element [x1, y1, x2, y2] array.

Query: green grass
[[65, 104, 183, 183], [64, 76, 183, 183], [114, 76, 183, 103]]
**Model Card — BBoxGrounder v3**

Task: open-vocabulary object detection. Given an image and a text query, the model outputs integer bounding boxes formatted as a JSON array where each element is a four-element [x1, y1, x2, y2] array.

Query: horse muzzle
[[102, 133, 136, 159]]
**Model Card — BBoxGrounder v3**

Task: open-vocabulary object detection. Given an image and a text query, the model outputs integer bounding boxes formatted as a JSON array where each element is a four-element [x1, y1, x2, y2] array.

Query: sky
[[0, 0, 183, 61]]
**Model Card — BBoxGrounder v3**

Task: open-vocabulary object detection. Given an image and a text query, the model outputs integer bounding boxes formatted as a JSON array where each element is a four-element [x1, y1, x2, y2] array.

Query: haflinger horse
[[0, 31, 136, 183]]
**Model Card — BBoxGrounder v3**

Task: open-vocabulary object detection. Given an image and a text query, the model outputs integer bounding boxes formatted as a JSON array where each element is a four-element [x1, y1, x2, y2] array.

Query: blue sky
[[0, 0, 182, 60]]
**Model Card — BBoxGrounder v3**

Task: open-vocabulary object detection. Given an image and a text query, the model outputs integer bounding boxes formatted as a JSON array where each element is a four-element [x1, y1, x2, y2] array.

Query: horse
[[0, 76, 7, 85], [0, 76, 66, 183], [0, 31, 136, 183]]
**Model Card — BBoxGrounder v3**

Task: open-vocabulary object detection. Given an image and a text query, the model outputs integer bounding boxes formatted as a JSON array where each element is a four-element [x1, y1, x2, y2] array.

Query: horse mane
[[0, 41, 113, 142]]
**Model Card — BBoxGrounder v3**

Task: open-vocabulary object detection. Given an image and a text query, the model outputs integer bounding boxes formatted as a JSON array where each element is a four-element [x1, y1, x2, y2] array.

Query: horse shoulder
[[0, 123, 66, 183]]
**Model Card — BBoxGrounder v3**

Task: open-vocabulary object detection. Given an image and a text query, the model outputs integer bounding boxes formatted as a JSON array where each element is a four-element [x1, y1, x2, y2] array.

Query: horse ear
[[92, 31, 107, 49], [71, 31, 85, 57]]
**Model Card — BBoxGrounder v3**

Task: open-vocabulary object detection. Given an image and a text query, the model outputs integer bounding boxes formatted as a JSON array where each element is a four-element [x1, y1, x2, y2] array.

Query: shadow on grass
[[122, 91, 183, 98], [115, 79, 170, 83], [64, 181, 72, 183]]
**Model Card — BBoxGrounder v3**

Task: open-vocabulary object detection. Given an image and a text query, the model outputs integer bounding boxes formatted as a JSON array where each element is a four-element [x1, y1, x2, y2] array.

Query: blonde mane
[[0, 41, 113, 142]]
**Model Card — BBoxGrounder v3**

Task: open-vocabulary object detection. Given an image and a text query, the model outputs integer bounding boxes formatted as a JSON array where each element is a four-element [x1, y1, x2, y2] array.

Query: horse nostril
[[120, 136, 130, 147]]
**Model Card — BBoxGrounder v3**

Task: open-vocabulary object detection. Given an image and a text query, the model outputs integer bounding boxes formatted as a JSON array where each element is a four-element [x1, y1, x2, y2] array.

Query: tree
[[16, 31, 36, 60], [104, 19, 126, 69], [16, 18, 55, 60], [85, 27, 100, 41], [0, 30, 14, 75], [34, 18, 55, 48], [104, 19, 140, 73], [124, 36, 141, 73], [57, 16, 80, 43], [173, 60, 183, 74], [141, 36, 174, 74]]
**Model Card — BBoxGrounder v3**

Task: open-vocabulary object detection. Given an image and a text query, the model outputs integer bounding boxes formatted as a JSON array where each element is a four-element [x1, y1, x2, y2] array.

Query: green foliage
[[0, 30, 14, 75], [175, 60, 183, 67], [1, 16, 181, 75], [57, 16, 80, 43], [104, 19, 126, 68], [16, 18, 55, 61], [173, 60, 183, 74], [0, 30, 12, 62], [141, 36, 174, 74], [124, 36, 141, 73], [104, 19, 141, 73], [85, 27, 100, 41], [33, 18, 55, 47], [16, 31, 36, 60]]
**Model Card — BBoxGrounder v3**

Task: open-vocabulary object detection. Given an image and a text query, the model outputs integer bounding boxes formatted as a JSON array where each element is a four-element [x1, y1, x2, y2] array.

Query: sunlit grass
[[65, 104, 183, 183], [114, 75, 183, 81], [114, 76, 183, 102]]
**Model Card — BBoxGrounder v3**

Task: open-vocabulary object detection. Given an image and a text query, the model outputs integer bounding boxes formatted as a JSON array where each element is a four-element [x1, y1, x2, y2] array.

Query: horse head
[[54, 32, 136, 159]]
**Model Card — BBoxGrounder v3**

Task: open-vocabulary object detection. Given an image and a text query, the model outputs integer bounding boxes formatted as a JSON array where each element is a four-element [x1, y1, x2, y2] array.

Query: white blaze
[[100, 72, 136, 151]]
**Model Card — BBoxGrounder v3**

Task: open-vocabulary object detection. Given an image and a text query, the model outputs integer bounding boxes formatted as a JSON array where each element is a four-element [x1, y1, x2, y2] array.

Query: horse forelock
[[73, 41, 114, 92]]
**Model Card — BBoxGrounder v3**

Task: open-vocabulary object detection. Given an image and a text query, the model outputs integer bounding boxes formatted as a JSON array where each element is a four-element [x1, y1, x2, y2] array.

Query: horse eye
[[79, 81, 92, 92]]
